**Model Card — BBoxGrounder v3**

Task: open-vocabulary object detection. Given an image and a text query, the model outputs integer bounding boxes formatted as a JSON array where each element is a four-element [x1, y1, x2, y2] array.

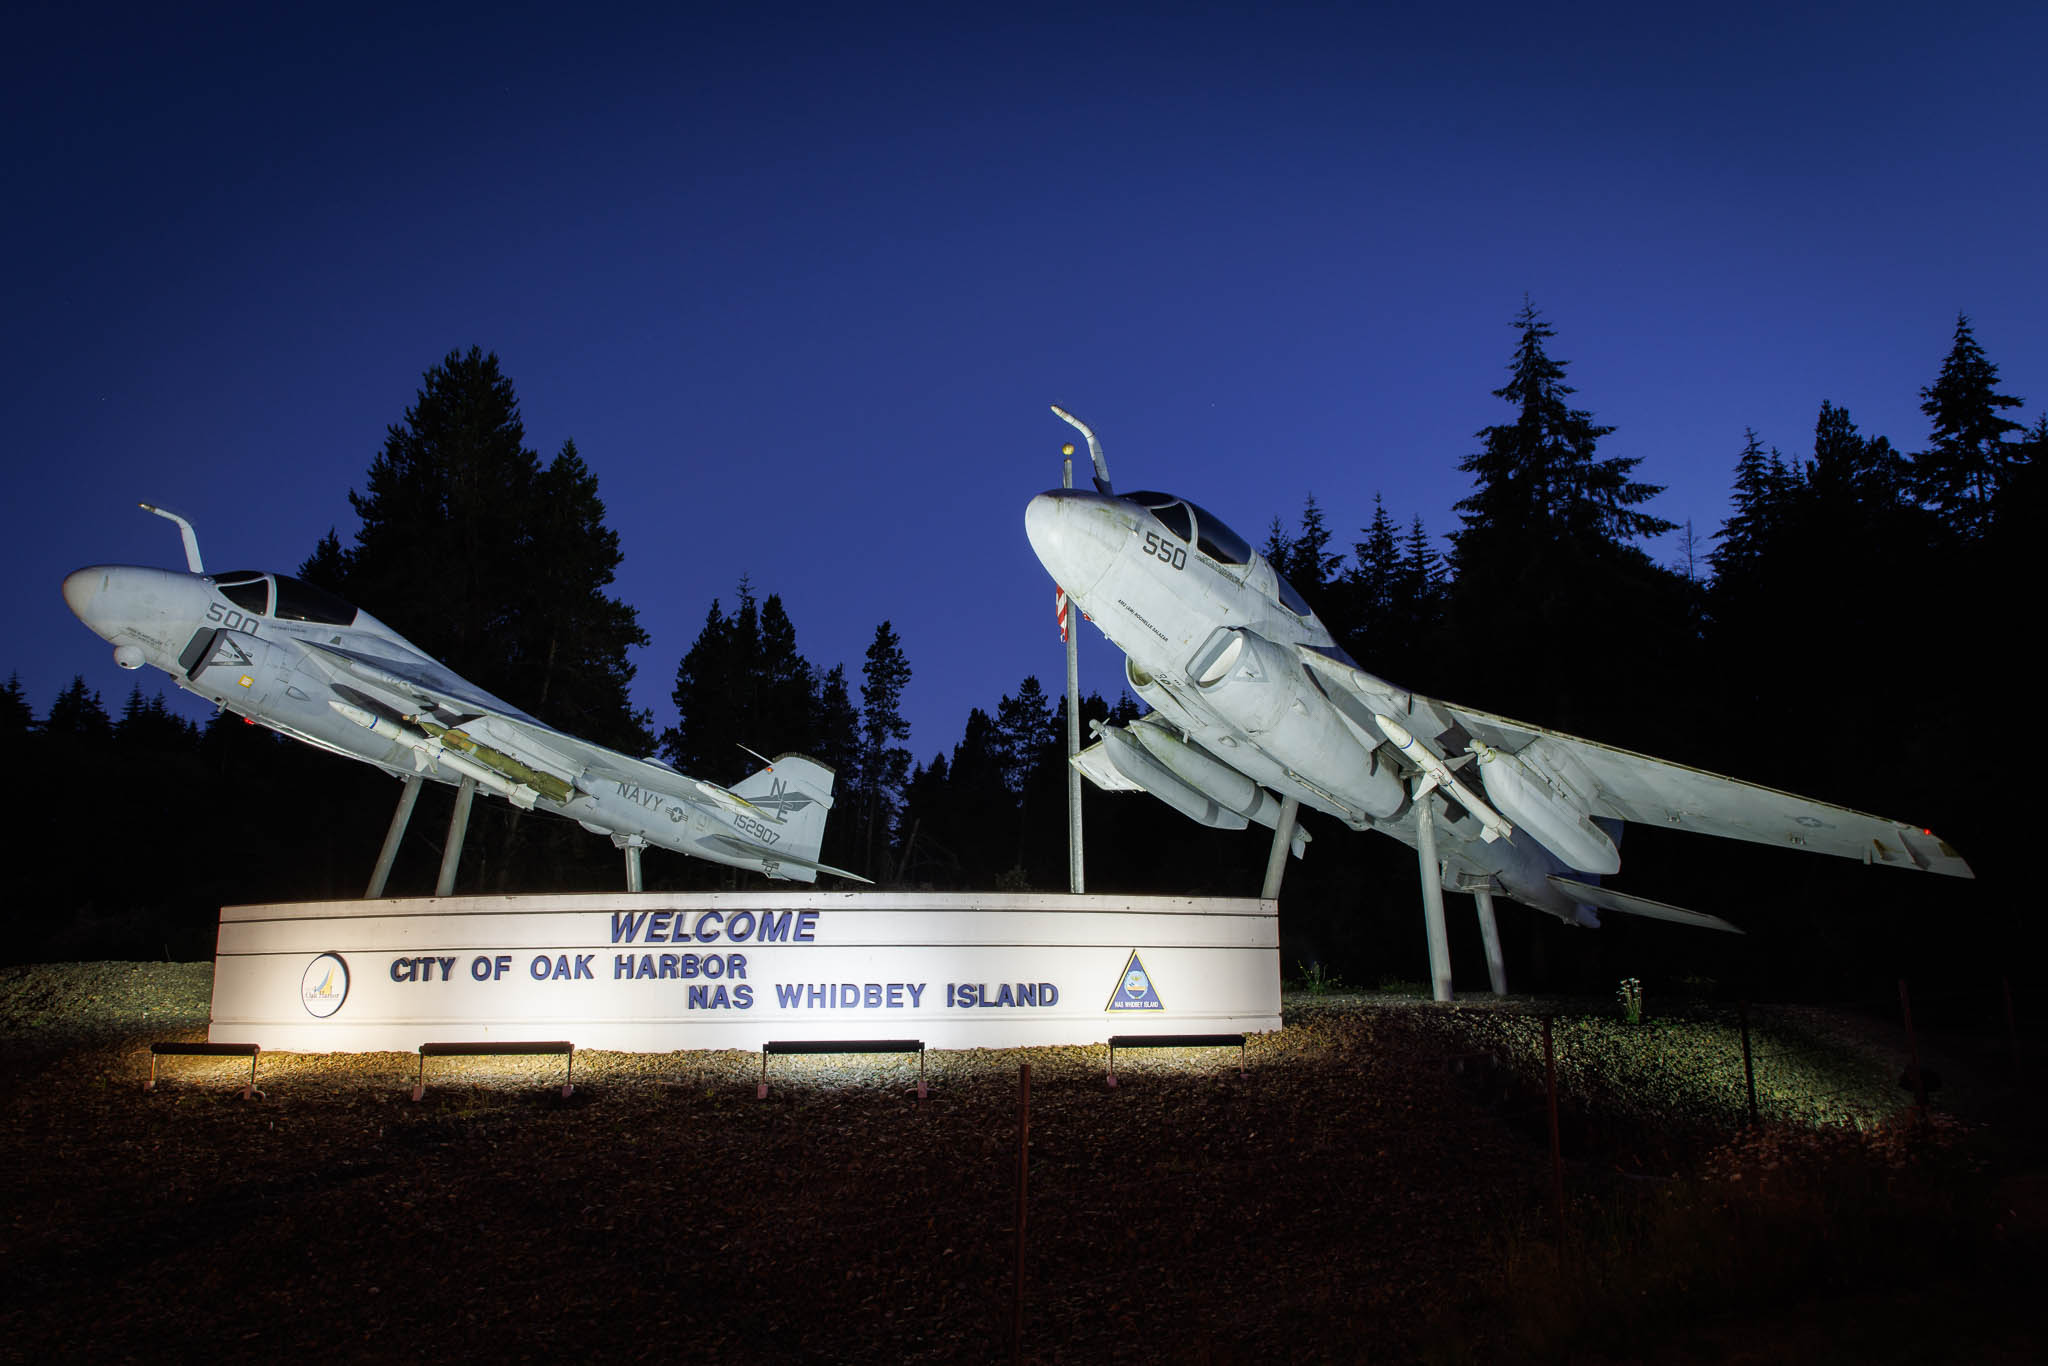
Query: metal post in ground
[[1543, 1015, 1565, 1236], [1899, 978, 1928, 1115], [2002, 975, 2022, 1083], [1012, 1062, 1031, 1365], [1061, 451, 1084, 896], [1739, 1000, 1759, 1126]]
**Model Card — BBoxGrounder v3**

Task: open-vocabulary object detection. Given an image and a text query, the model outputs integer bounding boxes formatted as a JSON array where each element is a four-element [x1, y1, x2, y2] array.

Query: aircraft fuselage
[[1026, 487, 1593, 922], [62, 560, 824, 881]]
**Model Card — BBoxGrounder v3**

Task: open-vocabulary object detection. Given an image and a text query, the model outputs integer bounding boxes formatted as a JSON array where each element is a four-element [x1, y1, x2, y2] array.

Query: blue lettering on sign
[[522, 954, 596, 981], [679, 984, 753, 1009], [947, 982, 1061, 1008], [388, 955, 459, 983], [772, 982, 928, 1009], [612, 953, 750, 981], [610, 910, 808, 944]]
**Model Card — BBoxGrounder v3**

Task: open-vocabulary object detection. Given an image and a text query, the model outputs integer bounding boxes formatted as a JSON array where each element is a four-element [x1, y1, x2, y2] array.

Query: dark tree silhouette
[[1915, 313, 2026, 538], [43, 676, 113, 741], [856, 622, 913, 879]]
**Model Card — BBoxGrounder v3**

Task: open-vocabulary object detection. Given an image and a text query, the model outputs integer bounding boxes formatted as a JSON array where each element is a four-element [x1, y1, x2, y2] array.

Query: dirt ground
[[1, 963, 2039, 1363]]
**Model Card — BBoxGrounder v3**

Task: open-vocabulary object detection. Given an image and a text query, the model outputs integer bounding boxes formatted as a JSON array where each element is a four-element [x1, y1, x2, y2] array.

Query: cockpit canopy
[[210, 571, 360, 627], [1123, 490, 1315, 617]]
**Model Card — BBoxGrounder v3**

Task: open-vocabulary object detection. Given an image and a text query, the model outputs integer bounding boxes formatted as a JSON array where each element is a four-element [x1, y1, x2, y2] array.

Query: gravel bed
[[0, 962, 2029, 1364]]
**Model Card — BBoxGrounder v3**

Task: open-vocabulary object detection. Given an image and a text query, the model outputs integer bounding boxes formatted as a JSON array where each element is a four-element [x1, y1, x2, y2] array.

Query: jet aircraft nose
[[62, 566, 109, 630], [62, 564, 195, 655], [1024, 490, 1127, 600]]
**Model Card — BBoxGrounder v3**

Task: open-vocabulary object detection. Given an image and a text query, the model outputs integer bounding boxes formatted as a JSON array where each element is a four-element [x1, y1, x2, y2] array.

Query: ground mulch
[[1, 963, 2038, 1363]]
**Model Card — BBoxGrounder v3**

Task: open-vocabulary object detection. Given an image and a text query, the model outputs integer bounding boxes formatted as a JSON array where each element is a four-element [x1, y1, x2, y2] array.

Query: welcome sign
[[209, 892, 1279, 1052]]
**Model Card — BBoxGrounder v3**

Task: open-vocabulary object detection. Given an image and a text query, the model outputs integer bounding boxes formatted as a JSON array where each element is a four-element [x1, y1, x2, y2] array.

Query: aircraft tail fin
[[730, 754, 837, 867]]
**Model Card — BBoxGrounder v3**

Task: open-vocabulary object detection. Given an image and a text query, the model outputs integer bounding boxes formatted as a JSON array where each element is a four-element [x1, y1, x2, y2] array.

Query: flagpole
[[1062, 445, 1085, 894]]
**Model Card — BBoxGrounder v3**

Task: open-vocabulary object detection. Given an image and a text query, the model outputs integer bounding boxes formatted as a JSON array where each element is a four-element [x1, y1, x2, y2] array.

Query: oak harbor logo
[[301, 953, 349, 1018], [1105, 950, 1164, 1011]]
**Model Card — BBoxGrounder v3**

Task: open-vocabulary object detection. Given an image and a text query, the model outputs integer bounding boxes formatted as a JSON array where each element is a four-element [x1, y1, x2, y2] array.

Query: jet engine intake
[[1124, 656, 1205, 734]]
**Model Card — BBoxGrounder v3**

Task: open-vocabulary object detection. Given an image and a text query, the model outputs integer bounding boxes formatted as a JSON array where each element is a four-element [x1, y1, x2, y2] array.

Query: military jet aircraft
[[63, 504, 861, 892], [1026, 408, 1970, 997]]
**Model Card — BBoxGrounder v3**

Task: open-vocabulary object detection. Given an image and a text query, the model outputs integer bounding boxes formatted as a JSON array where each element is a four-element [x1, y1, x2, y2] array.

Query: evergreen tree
[[1453, 301, 1671, 559], [517, 439, 652, 748], [994, 676, 1056, 796], [895, 753, 956, 885], [895, 709, 1014, 886], [857, 622, 913, 879], [1447, 302, 1682, 733], [1915, 313, 2026, 537], [1346, 495, 1401, 645], [0, 673, 31, 738], [1260, 517, 1292, 575], [298, 528, 349, 593], [296, 348, 651, 890], [757, 594, 820, 757], [43, 676, 113, 741], [663, 584, 831, 786], [813, 664, 861, 784], [1996, 416, 2047, 533], [115, 686, 195, 751], [322, 348, 648, 751], [663, 598, 737, 779], [1808, 400, 1907, 526], [994, 676, 1059, 878], [1399, 516, 1443, 629], [1270, 493, 1341, 617], [812, 664, 864, 875], [1708, 429, 1785, 591]]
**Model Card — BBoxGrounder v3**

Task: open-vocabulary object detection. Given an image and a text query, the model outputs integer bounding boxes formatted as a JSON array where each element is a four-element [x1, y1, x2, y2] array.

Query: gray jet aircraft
[[1025, 409, 1970, 997], [64, 504, 862, 890]]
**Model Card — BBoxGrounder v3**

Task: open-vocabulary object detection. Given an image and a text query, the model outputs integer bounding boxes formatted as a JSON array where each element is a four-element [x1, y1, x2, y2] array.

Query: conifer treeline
[[16, 313, 2033, 987]]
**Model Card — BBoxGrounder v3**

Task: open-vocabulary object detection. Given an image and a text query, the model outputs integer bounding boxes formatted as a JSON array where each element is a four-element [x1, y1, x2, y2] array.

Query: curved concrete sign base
[[209, 892, 1279, 1052]]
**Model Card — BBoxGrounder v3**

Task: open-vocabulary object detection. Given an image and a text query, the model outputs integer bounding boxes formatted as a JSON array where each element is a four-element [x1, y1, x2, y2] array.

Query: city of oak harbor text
[[384, 955, 1062, 1012], [376, 913, 1068, 1011]]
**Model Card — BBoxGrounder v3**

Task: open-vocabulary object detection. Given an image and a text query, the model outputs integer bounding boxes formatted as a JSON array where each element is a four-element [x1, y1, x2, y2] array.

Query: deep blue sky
[[8, 2, 2043, 764]]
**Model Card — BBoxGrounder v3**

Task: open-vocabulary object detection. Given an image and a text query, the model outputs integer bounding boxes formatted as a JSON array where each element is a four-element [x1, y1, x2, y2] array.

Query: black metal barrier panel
[[759, 1039, 926, 1099], [1106, 1032, 1247, 1088], [147, 1041, 261, 1100], [414, 1040, 574, 1101]]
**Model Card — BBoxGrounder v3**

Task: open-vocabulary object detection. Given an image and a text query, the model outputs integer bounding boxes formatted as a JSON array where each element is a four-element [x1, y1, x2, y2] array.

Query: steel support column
[[1260, 795, 1300, 902], [1475, 886, 1506, 996], [1416, 788, 1453, 1002], [435, 776, 476, 897], [366, 773, 422, 899], [615, 834, 647, 892]]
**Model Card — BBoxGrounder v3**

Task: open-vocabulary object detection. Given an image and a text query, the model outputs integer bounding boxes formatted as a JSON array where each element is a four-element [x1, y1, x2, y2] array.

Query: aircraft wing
[[305, 642, 547, 727], [303, 640, 635, 794], [1298, 647, 1973, 879]]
